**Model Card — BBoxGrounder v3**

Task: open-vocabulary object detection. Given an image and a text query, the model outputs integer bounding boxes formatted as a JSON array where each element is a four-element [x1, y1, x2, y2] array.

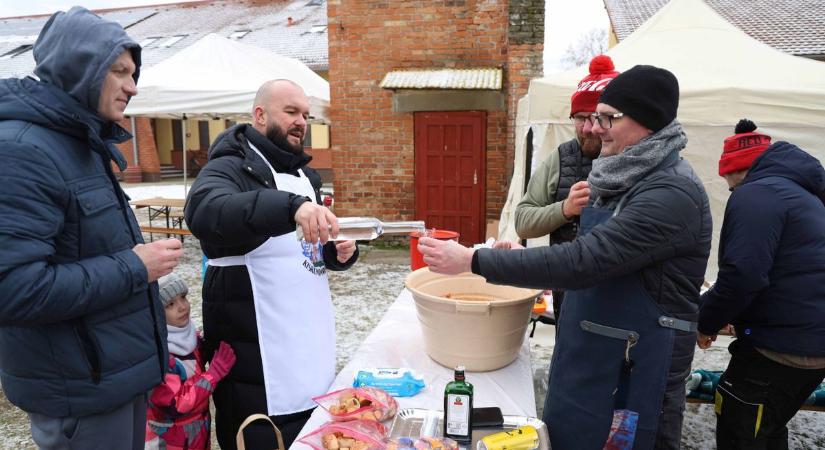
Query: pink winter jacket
[[145, 342, 218, 450]]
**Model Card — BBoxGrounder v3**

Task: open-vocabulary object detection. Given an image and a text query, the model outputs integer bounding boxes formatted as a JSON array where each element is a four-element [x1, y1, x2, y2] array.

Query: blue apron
[[542, 204, 682, 450]]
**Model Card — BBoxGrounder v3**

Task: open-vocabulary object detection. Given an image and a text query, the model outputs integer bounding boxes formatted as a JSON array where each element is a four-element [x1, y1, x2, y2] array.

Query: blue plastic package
[[352, 368, 425, 397]]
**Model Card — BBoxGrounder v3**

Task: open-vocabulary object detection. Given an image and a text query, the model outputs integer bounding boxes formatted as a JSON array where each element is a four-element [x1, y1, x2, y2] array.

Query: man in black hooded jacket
[[0, 7, 182, 450], [185, 79, 358, 449]]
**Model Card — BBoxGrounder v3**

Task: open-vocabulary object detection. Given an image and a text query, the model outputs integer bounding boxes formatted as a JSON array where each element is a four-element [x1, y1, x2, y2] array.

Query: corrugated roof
[[380, 68, 502, 90], [604, 0, 825, 57], [0, 0, 328, 79]]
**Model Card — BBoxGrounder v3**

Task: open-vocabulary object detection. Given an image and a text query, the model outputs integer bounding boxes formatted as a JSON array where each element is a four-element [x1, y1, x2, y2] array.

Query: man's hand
[[696, 332, 717, 349], [562, 181, 591, 218], [133, 238, 183, 283], [295, 201, 338, 244], [492, 240, 525, 250], [335, 240, 356, 263], [418, 237, 474, 275]]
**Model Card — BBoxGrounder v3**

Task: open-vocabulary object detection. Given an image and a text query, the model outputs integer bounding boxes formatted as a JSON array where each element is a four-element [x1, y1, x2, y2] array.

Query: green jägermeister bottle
[[444, 365, 473, 442]]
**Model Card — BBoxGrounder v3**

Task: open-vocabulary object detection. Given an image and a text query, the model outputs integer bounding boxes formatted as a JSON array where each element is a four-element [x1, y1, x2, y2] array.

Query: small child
[[145, 273, 236, 450]]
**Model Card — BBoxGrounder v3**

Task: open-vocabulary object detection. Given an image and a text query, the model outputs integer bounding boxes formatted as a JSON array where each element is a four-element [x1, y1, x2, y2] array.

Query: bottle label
[[446, 394, 470, 436]]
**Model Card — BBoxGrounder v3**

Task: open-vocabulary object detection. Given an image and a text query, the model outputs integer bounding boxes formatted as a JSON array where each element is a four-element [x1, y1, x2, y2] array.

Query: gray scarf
[[588, 119, 687, 209], [167, 321, 197, 356]]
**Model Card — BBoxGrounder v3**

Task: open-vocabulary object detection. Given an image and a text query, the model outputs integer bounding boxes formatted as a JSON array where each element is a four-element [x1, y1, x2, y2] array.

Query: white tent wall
[[126, 33, 330, 121], [500, 0, 825, 279]]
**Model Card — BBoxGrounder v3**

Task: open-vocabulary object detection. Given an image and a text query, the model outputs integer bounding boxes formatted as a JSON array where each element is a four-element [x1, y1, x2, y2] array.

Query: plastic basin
[[405, 268, 541, 371]]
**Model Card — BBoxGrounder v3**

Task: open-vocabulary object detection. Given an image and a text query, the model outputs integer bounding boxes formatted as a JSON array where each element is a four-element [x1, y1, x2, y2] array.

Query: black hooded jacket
[[0, 7, 166, 417]]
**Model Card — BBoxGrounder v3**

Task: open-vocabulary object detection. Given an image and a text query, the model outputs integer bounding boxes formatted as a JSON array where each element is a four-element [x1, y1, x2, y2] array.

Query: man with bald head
[[185, 79, 358, 449]]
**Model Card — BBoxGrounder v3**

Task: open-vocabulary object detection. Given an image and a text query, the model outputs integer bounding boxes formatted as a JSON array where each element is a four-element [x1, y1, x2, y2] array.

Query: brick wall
[[115, 117, 162, 182], [507, 0, 544, 197], [328, 0, 543, 222]]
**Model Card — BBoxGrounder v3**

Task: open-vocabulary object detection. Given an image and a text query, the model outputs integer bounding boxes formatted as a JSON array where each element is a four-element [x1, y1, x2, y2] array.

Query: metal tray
[[389, 408, 550, 450]]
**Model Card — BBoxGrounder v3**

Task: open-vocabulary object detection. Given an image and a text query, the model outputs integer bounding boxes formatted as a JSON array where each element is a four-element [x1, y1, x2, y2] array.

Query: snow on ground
[[1, 181, 823, 448], [122, 179, 194, 201]]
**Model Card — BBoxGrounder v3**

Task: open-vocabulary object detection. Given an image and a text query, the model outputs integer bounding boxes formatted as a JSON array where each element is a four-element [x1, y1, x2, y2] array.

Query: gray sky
[[544, 0, 610, 74], [0, 0, 609, 75], [0, 0, 200, 17]]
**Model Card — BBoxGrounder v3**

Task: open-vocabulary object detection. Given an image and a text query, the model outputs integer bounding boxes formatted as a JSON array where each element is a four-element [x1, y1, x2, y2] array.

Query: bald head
[[252, 79, 310, 154], [253, 79, 304, 111]]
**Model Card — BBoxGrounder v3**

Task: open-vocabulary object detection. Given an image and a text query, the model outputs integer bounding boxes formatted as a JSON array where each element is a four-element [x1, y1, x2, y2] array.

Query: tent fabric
[[125, 33, 330, 121], [500, 0, 825, 278]]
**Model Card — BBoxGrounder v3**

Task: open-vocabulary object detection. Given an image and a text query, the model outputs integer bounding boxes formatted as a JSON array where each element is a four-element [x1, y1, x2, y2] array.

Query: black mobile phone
[[472, 406, 504, 428]]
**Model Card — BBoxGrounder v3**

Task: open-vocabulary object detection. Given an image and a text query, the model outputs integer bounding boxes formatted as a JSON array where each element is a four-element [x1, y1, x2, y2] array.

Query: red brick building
[[327, 0, 543, 244]]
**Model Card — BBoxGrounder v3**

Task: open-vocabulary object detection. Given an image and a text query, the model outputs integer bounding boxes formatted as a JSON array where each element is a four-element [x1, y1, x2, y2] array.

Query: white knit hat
[[158, 273, 188, 307]]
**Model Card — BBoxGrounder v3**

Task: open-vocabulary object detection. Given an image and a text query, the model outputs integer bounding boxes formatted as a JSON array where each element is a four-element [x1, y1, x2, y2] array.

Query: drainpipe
[[130, 116, 139, 166]]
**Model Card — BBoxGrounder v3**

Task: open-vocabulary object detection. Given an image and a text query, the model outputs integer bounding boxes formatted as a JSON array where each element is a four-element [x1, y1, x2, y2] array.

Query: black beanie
[[598, 65, 679, 133]]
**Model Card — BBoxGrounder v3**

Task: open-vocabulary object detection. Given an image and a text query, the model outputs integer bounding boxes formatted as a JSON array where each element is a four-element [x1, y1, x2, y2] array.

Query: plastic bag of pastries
[[298, 420, 387, 450], [314, 387, 398, 422]]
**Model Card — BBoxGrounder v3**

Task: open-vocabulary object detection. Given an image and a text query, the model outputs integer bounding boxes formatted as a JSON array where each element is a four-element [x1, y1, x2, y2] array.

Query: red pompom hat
[[570, 55, 620, 116], [719, 119, 772, 176]]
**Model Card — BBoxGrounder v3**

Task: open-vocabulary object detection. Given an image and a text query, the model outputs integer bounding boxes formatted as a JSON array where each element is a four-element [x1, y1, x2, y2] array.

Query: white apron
[[208, 142, 335, 415]]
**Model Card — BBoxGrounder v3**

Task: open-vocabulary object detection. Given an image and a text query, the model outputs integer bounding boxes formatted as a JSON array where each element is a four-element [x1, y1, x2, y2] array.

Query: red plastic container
[[409, 230, 460, 270]]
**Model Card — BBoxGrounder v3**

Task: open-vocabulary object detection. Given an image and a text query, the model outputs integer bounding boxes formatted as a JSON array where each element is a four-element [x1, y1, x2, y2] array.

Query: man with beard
[[184, 79, 358, 450], [514, 55, 618, 323], [420, 65, 712, 449]]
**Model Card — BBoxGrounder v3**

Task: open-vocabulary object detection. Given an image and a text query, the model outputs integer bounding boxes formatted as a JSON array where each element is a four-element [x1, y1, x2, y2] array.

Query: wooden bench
[[140, 225, 193, 242], [168, 211, 186, 229], [686, 397, 825, 412]]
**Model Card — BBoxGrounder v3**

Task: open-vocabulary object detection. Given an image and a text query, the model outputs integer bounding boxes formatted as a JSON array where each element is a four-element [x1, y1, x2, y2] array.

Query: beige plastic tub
[[405, 268, 542, 372]]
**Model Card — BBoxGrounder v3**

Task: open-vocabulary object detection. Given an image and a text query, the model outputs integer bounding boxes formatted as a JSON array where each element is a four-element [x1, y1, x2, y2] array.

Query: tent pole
[[182, 114, 188, 197]]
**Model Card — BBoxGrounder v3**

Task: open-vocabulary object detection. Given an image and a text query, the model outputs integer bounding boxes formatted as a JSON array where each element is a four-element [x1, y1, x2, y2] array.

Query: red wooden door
[[414, 111, 486, 246]]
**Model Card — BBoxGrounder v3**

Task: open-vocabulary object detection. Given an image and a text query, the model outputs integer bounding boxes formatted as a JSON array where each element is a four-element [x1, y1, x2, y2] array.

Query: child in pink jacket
[[145, 273, 236, 450]]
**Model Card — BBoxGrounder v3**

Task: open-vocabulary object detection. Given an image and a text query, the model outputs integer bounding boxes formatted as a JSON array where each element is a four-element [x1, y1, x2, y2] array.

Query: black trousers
[[217, 402, 313, 450], [715, 340, 825, 450], [239, 408, 313, 450]]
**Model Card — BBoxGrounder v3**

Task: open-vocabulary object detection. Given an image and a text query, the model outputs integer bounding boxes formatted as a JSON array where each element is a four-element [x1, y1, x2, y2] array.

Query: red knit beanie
[[570, 55, 619, 116], [719, 119, 771, 176]]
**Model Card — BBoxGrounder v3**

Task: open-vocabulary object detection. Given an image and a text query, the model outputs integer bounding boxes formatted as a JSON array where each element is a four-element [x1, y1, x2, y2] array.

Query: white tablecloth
[[291, 289, 537, 449]]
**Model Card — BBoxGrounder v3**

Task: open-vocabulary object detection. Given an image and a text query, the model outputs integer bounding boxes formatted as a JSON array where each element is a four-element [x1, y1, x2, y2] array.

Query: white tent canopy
[[125, 33, 330, 193], [500, 0, 825, 277], [126, 33, 330, 121]]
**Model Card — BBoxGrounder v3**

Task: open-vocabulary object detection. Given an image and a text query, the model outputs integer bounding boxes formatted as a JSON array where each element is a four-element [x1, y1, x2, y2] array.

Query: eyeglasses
[[570, 114, 592, 125], [590, 112, 624, 129]]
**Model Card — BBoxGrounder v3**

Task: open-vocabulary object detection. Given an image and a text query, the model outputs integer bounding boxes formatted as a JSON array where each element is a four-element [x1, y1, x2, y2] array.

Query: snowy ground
[[0, 181, 823, 448]]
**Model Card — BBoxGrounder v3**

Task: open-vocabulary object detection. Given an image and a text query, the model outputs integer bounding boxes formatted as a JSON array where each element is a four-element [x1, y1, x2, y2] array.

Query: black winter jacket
[[475, 157, 712, 385], [698, 142, 825, 356], [0, 8, 166, 417], [184, 125, 357, 445]]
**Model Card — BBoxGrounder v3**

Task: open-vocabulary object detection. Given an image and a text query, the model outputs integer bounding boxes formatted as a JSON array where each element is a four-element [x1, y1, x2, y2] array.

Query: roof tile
[[0, 0, 328, 79], [603, 0, 825, 57]]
